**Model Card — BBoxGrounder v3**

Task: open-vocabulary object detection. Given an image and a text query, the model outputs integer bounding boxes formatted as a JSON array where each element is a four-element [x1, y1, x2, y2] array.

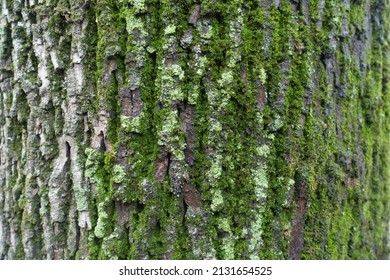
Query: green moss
[[8, 0, 380, 260]]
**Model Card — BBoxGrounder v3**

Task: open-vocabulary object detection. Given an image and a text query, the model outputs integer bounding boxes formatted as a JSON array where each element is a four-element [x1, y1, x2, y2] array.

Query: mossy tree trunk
[[0, 0, 389, 260]]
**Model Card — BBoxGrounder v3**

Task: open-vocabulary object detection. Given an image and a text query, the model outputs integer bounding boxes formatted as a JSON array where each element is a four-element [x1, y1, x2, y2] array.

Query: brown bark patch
[[120, 87, 144, 117], [183, 184, 202, 209], [288, 182, 308, 260], [189, 5, 201, 25], [115, 201, 131, 228], [164, 53, 179, 67], [241, 68, 247, 82], [154, 149, 169, 183], [256, 80, 267, 110], [116, 143, 130, 165], [103, 59, 117, 83], [343, 176, 359, 188]]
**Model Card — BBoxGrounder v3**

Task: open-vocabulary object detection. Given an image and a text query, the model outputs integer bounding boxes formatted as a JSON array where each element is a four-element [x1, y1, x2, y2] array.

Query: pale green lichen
[[84, 148, 101, 184], [255, 111, 264, 125], [164, 24, 176, 35], [218, 218, 235, 259], [99, 229, 125, 260], [129, 0, 146, 13], [273, 114, 284, 130], [287, 178, 295, 187], [218, 218, 232, 234], [84, 147, 95, 158], [188, 84, 199, 105], [172, 149, 185, 162], [94, 202, 109, 238], [164, 87, 183, 101], [256, 144, 270, 157], [221, 237, 235, 259], [267, 133, 275, 140], [158, 110, 180, 146], [211, 189, 224, 212], [259, 68, 267, 84], [112, 164, 126, 184], [39, 198, 49, 216], [245, 161, 269, 259], [247, 210, 264, 260], [121, 113, 144, 133], [241, 227, 248, 238], [198, 22, 213, 39], [169, 64, 185, 80], [210, 119, 222, 133], [146, 46, 156, 53], [159, 64, 185, 101], [207, 155, 223, 183], [124, 15, 146, 36], [74, 186, 89, 211], [217, 71, 234, 87], [160, 63, 185, 80], [251, 165, 268, 199], [226, 48, 242, 68], [195, 56, 208, 75], [282, 178, 295, 206]]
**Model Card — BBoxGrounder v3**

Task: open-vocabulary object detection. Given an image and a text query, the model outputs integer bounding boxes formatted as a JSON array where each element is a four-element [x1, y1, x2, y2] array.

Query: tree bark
[[0, 0, 389, 260]]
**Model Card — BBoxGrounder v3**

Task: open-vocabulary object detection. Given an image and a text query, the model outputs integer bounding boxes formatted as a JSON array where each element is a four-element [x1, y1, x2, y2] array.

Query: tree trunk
[[0, 0, 389, 260]]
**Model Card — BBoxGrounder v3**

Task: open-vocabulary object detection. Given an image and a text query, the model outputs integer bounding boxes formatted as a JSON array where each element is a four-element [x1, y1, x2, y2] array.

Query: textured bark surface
[[0, 0, 389, 260]]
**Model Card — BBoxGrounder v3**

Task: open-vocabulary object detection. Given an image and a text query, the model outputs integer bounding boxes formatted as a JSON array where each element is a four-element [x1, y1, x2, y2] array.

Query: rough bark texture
[[0, 0, 389, 260]]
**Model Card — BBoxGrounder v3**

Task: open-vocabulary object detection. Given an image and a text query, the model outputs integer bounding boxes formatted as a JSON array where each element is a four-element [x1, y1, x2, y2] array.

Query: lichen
[[256, 144, 270, 157], [252, 165, 268, 196], [112, 165, 127, 184], [259, 68, 267, 85], [217, 71, 234, 87], [207, 155, 223, 184], [121, 113, 144, 133], [164, 24, 177, 35], [94, 202, 110, 239], [129, 0, 146, 13], [211, 189, 224, 212]]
